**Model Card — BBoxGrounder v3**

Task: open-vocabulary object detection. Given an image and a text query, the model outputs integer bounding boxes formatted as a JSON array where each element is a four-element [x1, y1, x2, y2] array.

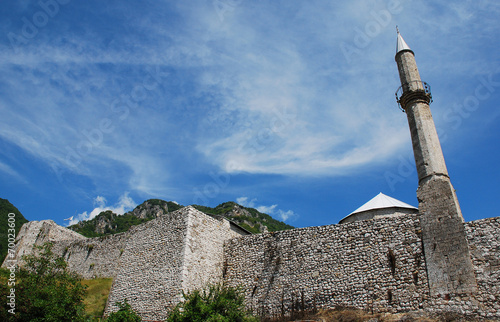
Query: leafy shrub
[[0, 242, 87, 321], [105, 299, 141, 322], [167, 284, 258, 322]]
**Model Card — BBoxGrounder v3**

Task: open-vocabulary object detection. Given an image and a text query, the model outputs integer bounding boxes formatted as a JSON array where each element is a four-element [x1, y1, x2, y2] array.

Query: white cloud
[[94, 196, 107, 208], [236, 197, 251, 206], [237, 196, 298, 223], [67, 192, 136, 226], [277, 209, 296, 222], [256, 204, 278, 215]]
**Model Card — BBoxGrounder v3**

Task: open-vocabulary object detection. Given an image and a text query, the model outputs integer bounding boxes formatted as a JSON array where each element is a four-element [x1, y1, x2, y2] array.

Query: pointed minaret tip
[[396, 28, 412, 55]]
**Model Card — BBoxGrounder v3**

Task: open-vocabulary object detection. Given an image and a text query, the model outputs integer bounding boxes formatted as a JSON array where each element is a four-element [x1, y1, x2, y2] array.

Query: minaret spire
[[396, 27, 412, 55], [394, 30, 477, 297]]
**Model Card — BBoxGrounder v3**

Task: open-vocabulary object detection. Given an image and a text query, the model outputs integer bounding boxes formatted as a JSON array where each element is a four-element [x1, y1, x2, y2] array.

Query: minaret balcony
[[395, 80, 433, 112]]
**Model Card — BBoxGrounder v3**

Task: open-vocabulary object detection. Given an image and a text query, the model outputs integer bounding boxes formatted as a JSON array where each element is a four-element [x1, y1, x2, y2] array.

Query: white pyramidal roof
[[350, 192, 417, 215], [396, 28, 412, 54]]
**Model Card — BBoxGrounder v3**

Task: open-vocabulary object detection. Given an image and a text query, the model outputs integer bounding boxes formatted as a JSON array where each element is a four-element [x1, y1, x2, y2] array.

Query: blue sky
[[0, 0, 499, 228]]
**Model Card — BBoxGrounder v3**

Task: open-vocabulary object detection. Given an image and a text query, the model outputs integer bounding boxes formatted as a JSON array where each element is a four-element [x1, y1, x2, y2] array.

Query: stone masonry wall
[[181, 210, 241, 293], [103, 208, 189, 321], [224, 215, 428, 317], [55, 232, 131, 279], [2, 220, 85, 268], [104, 206, 243, 321], [393, 216, 500, 319], [417, 176, 478, 296], [7, 208, 499, 319], [224, 215, 500, 319], [414, 217, 500, 319], [6, 207, 245, 321], [2, 220, 132, 279], [466, 217, 500, 318], [340, 208, 418, 224]]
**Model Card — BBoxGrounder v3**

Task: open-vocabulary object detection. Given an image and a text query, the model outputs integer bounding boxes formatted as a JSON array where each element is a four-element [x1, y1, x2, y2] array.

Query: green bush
[[0, 242, 87, 321], [104, 299, 141, 322], [167, 284, 258, 322]]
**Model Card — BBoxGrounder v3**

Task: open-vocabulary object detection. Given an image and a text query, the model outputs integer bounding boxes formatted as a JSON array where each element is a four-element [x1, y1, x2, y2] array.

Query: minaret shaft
[[396, 51, 423, 90], [395, 32, 477, 297], [396, 51, 449, 183]]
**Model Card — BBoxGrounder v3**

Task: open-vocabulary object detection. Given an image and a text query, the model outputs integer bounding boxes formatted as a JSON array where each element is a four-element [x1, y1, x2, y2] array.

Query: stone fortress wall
[[225, 214, 500, 319], [464, 217, 500, 316], [2, 206, 242, 321], [8, 219, 132, 280], [103, 206, 242, 321], [4, 207, 500, 319], [224, 214, 428, 316], [103, 208, 190, 320]]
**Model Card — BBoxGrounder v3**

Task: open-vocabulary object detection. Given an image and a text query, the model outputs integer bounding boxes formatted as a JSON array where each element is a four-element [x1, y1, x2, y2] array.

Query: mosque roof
[[349, 192, 417, 215]]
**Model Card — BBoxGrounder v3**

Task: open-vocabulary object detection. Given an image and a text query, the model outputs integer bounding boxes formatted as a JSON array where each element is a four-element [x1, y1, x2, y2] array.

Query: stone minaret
[[394, 29, 477, 296]]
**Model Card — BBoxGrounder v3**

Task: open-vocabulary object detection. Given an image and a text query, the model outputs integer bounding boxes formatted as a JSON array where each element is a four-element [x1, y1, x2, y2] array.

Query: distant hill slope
[[193, 202, 294, 234], [0, 198, 29, 263], [69, 199, 183, 237], [69, 199, 294, 237]]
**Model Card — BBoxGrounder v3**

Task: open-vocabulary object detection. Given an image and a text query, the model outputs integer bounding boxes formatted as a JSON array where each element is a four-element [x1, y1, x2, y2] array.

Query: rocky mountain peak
[[128, 199, 170, 219], [69, 199, 293, 237]]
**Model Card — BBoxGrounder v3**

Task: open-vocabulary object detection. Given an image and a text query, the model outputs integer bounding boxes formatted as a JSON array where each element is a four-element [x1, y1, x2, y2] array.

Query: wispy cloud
[[0, 1, 490, 181], [0, 160, 26, 183], [236, 196, 298, 222]]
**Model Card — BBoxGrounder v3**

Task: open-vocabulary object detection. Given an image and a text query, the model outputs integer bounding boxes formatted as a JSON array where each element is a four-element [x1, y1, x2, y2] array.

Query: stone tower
[[394, 30, 477, 296]]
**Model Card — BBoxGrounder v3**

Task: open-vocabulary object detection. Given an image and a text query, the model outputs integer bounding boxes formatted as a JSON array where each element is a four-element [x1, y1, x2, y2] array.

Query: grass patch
[[81, 277, 113, 318]]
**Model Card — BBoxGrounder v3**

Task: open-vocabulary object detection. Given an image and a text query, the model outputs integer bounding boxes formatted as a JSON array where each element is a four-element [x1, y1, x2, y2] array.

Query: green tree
[[0, 242, 87, 321], [0, 198, 29, 263], [104, 299, 141, 322], [167, 284, 258, 322]]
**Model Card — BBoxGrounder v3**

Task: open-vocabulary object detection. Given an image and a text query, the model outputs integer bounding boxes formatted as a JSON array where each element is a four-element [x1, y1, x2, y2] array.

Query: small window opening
[[388, 249, 396, 275]]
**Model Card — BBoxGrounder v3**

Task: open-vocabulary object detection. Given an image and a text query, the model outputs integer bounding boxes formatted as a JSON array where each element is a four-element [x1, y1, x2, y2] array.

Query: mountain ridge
[[68, 199, 294, 237]]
